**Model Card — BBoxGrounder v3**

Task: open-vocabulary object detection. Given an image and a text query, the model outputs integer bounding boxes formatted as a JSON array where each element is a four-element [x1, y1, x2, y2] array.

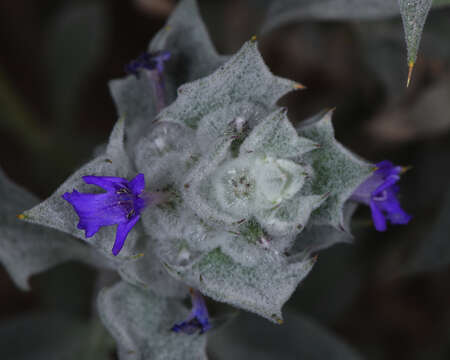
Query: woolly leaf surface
[[240, 108, 317, 159], [21, 121, 140, 258], [297, 111, 373, 229], [398, 0, 433, 66], [98, 282, 207, 360], [165, 248, 315, 323], [0, 168, 110, 290], [159, 40, 298, 130]]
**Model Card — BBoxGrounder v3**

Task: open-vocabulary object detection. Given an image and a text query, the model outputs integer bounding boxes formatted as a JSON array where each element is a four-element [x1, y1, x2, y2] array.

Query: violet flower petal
[[370, 199, 387, 231], [372, 174, 400, 196], [171, 289, 211, 335], [62, 174, 148, 255], [82, 176, 128, 190], [113, 215, 141, 256], [351, 160, 411, 231], [378, 189, 412, 225], [129, 173, 145, 195]]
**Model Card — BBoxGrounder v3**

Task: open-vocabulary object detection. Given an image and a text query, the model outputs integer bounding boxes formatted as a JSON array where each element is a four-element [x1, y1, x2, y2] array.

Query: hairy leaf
[[165, 248, 315, 323], [98, 282, 207, 360], [297, 111, 373, 229], [118, 236, 187, 298], [159, 40, 299, 130], [398, 0, 433, 84], [240, 108, 317, 159], [0, 168, 108, 290], [21, 121, 140, 258], [295, 203, 357, 253]]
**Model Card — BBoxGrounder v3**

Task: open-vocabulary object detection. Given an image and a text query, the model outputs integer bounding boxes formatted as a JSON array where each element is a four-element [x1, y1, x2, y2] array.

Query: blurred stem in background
[[0, 66, 49, 154]]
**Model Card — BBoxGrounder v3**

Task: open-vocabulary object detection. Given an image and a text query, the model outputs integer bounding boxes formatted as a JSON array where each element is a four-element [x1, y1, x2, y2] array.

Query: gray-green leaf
[[165, 248, 315, 323], [118, 236, 187, 298], [159, 39, 298, 130], [97, 281, 207, 360], [297, 111, 373, 230], [20, 120, 140, 258], [398, 0, 433, 85], [240, 108, 318, 159], [0, 168, 108, 290], [294, 202, 357, 253], [109, 73, 159, 156]]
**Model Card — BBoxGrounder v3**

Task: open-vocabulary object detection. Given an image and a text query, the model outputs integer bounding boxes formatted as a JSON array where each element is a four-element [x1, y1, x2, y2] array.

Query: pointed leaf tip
[[294, 82, 306, 90], [398, 0, 432, 87], [407, 61, 414, 88], [401, 165, 413, 174]]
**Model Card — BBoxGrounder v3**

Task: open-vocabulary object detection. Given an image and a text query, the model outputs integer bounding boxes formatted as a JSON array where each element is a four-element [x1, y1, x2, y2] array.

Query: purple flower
[[172, 288, 211, 335], [351, 160, 411, 231], [62, 174, 149, 256], [125, 51, 171, 113], [124, 51, 171, 77]]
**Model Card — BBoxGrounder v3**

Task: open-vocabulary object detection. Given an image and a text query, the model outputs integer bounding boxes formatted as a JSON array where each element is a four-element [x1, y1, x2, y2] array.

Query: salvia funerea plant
[[1, 0, 420, 359]]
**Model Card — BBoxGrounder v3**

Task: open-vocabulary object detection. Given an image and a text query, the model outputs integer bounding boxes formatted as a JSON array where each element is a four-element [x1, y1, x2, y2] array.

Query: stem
[[146, 70, 166, 113], [143, 190, 171, 206], [0, 67, 49, 152]]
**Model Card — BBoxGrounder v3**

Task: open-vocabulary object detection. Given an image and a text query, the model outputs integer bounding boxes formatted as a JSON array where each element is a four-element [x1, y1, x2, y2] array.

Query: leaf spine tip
[[401, 165, 413, 174], [407, 61, 414, 88], [293, 82, 306, 90]]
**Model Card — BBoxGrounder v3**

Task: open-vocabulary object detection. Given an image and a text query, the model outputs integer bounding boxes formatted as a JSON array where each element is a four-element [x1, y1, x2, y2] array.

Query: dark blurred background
[[1, 0, 450, 359]]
